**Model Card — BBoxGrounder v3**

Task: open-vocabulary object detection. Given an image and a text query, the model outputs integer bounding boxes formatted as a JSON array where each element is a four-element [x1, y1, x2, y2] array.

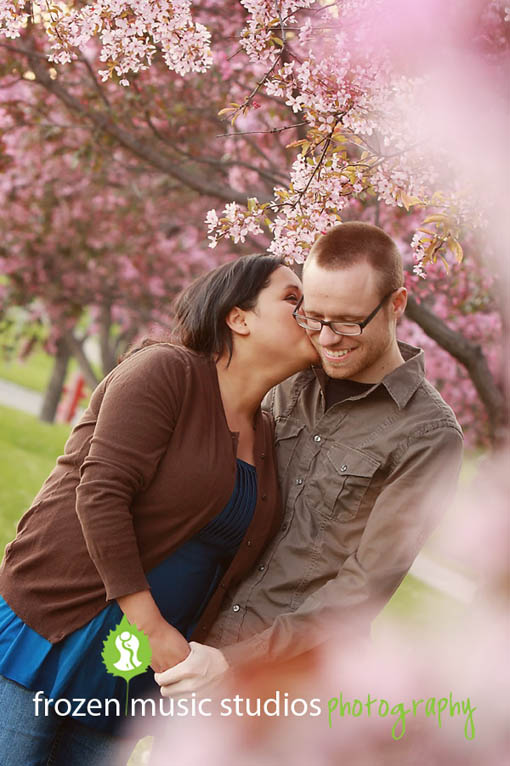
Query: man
[[155, 222, 464, 692]]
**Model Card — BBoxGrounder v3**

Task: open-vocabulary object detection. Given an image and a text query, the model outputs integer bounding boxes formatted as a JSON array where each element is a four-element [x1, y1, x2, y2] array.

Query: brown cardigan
[[0, 344, 282, 643]]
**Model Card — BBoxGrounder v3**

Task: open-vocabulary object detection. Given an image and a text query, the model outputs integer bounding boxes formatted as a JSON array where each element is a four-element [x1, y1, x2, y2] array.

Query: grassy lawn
[[0, 405, 72, 553], [0, 349, 72, 393], [0, 406, 71, 552], [0, 345, 101, 395], [372, 571, 466, 640]]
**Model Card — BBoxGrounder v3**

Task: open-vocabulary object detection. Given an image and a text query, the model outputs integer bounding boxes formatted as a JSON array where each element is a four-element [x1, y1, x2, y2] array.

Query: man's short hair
[[306, 222, 404, 298]]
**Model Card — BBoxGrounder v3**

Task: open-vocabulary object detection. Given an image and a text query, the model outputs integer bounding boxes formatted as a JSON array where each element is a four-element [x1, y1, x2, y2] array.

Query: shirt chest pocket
[[308, 444, 380, 522]]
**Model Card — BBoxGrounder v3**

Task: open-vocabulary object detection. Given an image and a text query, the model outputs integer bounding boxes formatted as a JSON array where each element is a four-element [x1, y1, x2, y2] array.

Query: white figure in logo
[[113, 630, 143, 672]]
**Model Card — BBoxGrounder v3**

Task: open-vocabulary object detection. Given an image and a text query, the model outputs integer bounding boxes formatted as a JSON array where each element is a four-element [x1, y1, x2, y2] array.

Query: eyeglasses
[[292, 291, 395, 336]]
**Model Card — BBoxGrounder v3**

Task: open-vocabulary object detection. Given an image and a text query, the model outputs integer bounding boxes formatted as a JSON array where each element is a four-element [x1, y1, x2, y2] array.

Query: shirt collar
[[382, 342, 425, 408], [312, 340, 425, 410]]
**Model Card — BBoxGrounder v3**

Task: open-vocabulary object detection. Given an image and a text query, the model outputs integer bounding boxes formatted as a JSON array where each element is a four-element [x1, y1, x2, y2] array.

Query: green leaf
[[101, 615, 152, 684], [101, 615, 153, 717]]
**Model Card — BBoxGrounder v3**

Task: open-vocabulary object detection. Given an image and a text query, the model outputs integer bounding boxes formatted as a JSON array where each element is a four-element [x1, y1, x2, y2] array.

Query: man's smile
[[319, 346, 357, 361]]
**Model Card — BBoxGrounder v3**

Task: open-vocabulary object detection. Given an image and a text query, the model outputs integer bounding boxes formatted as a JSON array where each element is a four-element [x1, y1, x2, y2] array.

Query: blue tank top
[[0, 459, 257, 734]]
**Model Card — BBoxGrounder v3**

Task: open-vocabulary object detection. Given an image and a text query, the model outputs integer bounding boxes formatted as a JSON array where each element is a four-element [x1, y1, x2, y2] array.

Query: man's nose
[[318, 324, 342, 346]]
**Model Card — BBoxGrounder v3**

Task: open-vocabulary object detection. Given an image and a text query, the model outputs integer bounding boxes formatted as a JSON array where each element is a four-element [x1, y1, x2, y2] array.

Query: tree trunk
[[98, 303, 117, 375], [405, 295, 507, 446], [63, 331, 100, 390], [39, 338, 71, 423]]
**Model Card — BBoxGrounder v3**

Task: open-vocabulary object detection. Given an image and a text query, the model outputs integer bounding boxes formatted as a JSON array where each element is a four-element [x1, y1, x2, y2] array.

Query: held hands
[[154, 641, 229, 697], [116, 590, 228, 690], [116, 590, 190, 673], [146, 617, 191, 673]]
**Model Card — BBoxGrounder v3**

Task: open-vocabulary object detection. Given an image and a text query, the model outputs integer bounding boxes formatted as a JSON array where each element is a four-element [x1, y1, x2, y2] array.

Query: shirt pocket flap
[[318, 444, 380, 521], [326, 444, 380, 479]]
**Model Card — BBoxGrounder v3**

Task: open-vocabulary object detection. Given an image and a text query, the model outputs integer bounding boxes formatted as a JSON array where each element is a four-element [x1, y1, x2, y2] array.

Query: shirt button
[[232, 604, 241, 613], [261, 493, 267, 501], [341, 464, 347, 472], [246, 540, 252, 547], [258, 565, 265, 571], [296, 478, 303, 485], [260, 453, 265, 459], [313, 434, 321, 442]]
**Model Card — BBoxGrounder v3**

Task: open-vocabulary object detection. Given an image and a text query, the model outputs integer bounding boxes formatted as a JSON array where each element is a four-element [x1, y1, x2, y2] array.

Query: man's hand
[[154, 641, 229, 696]]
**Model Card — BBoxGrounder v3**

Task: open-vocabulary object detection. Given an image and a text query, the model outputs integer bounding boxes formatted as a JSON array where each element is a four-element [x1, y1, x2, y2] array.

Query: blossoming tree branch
[[0, 0, 507, 443]]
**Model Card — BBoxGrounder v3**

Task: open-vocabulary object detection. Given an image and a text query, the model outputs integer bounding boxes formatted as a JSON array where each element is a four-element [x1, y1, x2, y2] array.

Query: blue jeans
[[0, 675, 138, 766]]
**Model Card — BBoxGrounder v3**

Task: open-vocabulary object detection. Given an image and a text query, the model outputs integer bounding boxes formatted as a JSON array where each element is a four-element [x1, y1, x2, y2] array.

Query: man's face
[[301, 259, 404, 383]]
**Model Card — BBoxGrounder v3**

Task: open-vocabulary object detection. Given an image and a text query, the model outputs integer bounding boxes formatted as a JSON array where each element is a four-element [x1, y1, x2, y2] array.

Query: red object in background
[[56, 372, 86, 423]]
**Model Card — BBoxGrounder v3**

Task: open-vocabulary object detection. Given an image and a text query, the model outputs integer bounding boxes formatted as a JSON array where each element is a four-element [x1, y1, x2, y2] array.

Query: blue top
[[0, 459, 257, 734]]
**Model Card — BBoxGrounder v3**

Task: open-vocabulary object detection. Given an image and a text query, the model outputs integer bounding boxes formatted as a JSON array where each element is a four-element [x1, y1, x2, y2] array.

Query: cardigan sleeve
[[75, 344, 187, 601]]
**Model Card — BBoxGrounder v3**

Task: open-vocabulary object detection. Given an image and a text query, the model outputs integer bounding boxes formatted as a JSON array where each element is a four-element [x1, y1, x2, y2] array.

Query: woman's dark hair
[[174, 253, 283, 361], [121, 254, 283, 363]]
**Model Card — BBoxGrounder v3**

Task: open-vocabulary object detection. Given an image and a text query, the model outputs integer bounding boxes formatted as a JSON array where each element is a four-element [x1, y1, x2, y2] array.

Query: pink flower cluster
[[0, 0, 28, 39], [206, 0, 507, 281], [46, 0, 211, 81], [239, 0, 316, 62]]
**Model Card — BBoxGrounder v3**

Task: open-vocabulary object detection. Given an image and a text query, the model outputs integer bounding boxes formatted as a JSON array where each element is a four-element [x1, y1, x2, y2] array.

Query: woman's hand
[[145, 617, 191, 673], [117, 589, 190, 673]]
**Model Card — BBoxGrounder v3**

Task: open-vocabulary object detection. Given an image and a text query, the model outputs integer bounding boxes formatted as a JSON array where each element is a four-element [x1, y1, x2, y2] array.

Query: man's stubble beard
[[313, 324, 394, 382]]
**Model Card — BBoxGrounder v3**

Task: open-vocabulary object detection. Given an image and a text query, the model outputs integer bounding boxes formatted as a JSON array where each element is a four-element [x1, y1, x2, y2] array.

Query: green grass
[[0, 349, 64, 393], [0, 346, 100, 394], [0, 404, 71, 553], [372, 572, 466, 640]]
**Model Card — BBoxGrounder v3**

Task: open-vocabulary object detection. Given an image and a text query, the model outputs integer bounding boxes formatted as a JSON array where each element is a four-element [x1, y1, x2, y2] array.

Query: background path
[[0, 379, 43, 416]]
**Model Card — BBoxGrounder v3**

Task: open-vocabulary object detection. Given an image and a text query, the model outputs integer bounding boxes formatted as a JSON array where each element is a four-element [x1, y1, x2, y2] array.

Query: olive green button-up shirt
[[206, 342, 464, 664]]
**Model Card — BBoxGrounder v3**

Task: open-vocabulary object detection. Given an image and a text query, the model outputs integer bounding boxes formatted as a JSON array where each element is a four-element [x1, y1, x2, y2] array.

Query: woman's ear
[[225, 306, 251, 337]]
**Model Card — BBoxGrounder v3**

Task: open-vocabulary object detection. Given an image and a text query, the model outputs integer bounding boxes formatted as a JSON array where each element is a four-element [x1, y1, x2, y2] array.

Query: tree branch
[[17, 39, 260, 206], [405, 295, 507, 445]]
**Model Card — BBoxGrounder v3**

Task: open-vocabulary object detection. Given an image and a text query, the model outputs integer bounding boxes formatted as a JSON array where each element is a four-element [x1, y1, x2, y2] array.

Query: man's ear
[[391, 287, 407, 320], [225, 306, 251, 337]]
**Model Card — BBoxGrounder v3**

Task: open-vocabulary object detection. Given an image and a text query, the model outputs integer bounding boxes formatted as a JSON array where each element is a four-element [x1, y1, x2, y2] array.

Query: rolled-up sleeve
[[75, 347, 184, 600], [222, 424, 464, 665]]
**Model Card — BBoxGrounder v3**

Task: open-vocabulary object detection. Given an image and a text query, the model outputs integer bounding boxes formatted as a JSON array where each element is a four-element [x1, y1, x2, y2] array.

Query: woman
[[0, 254, 317, 765]]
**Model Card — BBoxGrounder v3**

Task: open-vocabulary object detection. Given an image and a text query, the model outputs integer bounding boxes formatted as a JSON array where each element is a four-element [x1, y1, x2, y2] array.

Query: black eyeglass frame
[[292, 290, 395, 336]]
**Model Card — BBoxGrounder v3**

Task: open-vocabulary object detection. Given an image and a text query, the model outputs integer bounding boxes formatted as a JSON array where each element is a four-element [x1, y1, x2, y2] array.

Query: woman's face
[[244, 265, 319, 375]]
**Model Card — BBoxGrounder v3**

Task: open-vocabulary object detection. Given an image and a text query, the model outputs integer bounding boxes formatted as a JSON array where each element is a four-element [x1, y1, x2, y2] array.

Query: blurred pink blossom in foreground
[[140, 450, 509, 765]]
